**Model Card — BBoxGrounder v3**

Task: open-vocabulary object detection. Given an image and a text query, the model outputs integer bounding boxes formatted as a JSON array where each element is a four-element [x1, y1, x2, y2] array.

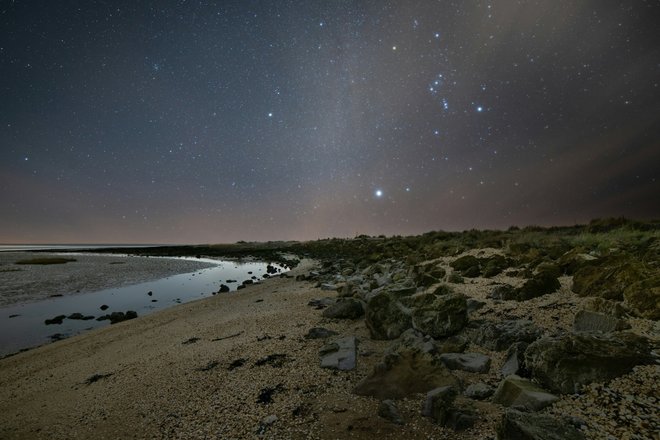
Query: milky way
[[1, 1, 659, 243]]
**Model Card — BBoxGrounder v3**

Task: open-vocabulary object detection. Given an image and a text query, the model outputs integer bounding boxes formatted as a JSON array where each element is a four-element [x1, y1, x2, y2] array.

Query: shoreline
[[0, 248, 657, 439], [0, 252, 219, 308]]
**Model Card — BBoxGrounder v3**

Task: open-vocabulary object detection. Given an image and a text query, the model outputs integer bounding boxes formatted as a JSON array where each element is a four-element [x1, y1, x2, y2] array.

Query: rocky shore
[[0, 220, 658, 439]]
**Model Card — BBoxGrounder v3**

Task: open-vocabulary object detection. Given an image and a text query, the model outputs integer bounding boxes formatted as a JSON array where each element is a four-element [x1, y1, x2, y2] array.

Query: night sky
[[1, 1, 659, 244]]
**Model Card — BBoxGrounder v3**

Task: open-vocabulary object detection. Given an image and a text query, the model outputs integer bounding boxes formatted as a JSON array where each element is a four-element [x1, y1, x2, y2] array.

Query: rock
[[422, 386, 457, 424], [378, 400, 404, 425], [581, 297, 628, 318], [462, 265, 481, 278], [354, 336, 459, 400], [99, 305, 109, 311], [308, 297, 335, 309], [435, 335, 469, 354], [573, 310, 630, 332], [473, 320, 543, 351], [496, 409, 586, 440], [489, 284, 517, 300], [97, 311, 138, 324], [413, 262, 446, 287], [450, 255, 481, 276], [321, 283, 338, 291], [218, 284, 230, 293], [444, 408, 479, 431], [304, 327, 338, 339], [386, 284, 417, 299], [623, 275, 660, 319], [572, 255, 646, 301], [365, 291, 412, 340], [501, 342, 529, 377], [447, 272, 464, 283], [337, 282, 355, 298], [525, 332, 655, 394], [439, 352, 491, 373], [483, 255, 509, 277], [242, 279, 253, 286], [557, 249, 597, 275], [464, 382, 493, 400], [322, 298, 364, 319], [67, 313, 85, 320], [319, 336, 357, 371], [44, 315, 66, 325], [466, 298, 486, 313], [492, 375, 559, 411], [515, 272, 561, 301], [256, 414, 278, 434], [410, 292, 468, 338]]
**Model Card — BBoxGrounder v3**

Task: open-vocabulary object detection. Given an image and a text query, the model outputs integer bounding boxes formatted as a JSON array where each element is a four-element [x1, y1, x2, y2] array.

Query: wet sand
[[0, 252, 216, 307]]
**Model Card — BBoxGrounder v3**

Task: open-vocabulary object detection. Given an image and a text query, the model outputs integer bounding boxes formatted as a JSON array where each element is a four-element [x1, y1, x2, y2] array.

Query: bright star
[[268, 112, 273, 117], [375, 189, 383, 198], [476, 106, 483, 112]]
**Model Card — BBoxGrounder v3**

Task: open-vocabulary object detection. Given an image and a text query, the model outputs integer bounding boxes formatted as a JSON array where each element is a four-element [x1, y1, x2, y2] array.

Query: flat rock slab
[[493, 375, 558, 412], [439, 352, 491, 373], [319, 336, 357, 371]]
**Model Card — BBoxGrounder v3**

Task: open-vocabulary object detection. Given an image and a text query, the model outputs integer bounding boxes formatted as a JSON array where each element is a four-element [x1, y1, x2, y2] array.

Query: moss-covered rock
[[515, 272, 561, 301], [365, 291, 412, 340], [409, 292, 468, 339], [525, 332, 655, 394], [482, 255, 510, 277], [572, 255, 648, 301], [450, 255, 480, 276], [623, 275, 660, 320]]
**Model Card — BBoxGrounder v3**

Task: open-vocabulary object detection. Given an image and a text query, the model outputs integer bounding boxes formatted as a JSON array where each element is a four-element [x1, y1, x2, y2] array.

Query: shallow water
[[0, 257, 286, 357]]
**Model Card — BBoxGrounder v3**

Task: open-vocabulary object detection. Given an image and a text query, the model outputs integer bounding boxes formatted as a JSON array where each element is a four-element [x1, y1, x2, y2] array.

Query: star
[[375, 189, 383, 198], [268, 112, 273, 118]]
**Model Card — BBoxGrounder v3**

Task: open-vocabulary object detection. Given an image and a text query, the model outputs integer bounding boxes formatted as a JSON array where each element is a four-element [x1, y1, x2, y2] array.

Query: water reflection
[[0, 257, 286, 357]]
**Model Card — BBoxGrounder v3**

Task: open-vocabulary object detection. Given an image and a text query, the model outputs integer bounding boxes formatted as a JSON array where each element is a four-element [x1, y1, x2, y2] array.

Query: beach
[[0, 248, 657, 439]]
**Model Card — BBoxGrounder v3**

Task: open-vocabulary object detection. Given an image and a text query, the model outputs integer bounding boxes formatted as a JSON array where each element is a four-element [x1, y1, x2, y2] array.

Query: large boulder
[[492, 375, 559, 411], [409, 292, 468, 338], [321, 298, 364, 319], [353, 334, 459, 400], [473, 320, 543, 351], [496, 409, 586, 440], [572, 255, 647, 301], [365, 291, 412, 340], [623, 275, 660, 320], [525, 332, 655, 394]]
